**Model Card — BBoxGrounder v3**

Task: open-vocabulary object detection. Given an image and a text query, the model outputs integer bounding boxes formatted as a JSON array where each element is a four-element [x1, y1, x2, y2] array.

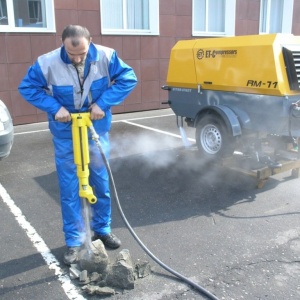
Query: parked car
[[0, 100, 14, 160]]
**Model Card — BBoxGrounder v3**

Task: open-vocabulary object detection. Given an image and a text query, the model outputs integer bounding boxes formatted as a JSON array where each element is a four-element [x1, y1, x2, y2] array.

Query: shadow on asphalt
[[31, 146, 295, 230], [0, 276, 57, 298], [0, 252, 48, 281]]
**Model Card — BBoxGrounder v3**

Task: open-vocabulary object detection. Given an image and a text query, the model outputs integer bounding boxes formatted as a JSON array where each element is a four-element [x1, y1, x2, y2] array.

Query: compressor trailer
[[163, 34, 300, 187]]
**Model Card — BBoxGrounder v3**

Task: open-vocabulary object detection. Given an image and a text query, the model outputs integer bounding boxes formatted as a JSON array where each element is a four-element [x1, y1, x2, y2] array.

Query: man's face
[[64, 37, 90, 66]]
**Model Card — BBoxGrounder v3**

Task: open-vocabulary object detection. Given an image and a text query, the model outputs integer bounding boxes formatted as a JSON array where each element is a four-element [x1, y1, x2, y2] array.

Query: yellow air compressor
[[163, 34, 300, 160], [163, 34, 300, 186], [166, 34, 300, 96]]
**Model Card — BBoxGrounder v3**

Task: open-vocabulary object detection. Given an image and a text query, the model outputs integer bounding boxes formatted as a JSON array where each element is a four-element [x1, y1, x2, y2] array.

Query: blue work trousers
[[53, 133, 111, 247]]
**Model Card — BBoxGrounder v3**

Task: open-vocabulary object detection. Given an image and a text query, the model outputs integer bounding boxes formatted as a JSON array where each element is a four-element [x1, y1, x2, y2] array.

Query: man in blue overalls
[[19, 25, 137, 265]]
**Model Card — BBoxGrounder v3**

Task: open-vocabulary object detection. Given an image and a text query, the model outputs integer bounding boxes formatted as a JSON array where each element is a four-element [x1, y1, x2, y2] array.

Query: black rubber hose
[[92, 136, 220, 300]]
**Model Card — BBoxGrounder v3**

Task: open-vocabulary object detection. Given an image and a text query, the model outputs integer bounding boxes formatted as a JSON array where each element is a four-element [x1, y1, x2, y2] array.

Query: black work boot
[[93, 233, 121, 249], [63, 246, 80, 265]]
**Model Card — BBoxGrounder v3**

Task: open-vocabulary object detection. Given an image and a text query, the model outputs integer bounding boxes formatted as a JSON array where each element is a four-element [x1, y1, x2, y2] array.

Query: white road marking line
[[112, 113, 175, 122], [0, 183, 86, 300], [13, 117, 196, 142], [122, 120, 196, 142], [14, 129, 50, 135], [13, 113, 176, 136]]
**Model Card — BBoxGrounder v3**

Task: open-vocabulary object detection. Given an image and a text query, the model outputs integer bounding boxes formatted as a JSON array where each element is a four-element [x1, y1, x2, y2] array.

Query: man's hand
[[89, 103, 105, 120], [55, 107, 71, 122]]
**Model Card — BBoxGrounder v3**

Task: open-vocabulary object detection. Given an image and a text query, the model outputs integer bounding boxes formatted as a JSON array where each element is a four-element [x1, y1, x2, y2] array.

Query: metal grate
[[282, 47, 300, 91], [294, 51, 300, 88]]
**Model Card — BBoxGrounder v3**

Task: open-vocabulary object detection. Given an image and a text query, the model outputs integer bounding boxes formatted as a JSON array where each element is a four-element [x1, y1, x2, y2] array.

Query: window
[[192, 0, 236, 37], [0, 0, 8, 25], [100, 0, 159, 35], [0, 0, 55, 32], [259, 0, 293, 34], [28, 0, 42, 24]]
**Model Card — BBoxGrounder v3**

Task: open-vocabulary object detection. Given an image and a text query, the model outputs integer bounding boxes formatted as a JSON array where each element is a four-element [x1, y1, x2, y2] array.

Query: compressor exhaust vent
[[282, 46, 300, 91]]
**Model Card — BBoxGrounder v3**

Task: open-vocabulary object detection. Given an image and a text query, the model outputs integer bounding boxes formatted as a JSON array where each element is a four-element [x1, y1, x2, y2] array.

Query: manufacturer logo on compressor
[[197, 49, 237, 59]]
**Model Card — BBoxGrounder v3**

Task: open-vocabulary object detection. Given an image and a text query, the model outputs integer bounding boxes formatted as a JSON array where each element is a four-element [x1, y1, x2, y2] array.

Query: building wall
[[0, 0, 300, 125]]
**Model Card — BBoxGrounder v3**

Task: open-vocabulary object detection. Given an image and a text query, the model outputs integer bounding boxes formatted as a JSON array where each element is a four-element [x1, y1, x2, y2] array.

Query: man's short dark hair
[[62, 25, 91, 47]]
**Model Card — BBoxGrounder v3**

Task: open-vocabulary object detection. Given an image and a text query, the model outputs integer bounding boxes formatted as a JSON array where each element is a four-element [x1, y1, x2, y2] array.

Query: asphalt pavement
[[1, 108, 300, 300]]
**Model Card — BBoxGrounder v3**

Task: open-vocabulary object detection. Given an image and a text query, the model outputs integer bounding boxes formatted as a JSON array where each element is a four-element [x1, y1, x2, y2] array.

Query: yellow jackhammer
[[71, 113, 97, 204], [71, 112, 98, 250]]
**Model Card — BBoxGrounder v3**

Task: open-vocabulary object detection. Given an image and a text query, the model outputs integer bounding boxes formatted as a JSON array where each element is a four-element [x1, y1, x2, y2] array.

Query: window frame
[[192, 0, 236, 37], [0, 0, 55, 33], [100, 0, 159, 36], [259, 0, 294, 34]]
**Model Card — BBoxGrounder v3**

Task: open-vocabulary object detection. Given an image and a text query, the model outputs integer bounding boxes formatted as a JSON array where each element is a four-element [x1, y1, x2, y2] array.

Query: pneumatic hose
[[89, 125, 220, 300]]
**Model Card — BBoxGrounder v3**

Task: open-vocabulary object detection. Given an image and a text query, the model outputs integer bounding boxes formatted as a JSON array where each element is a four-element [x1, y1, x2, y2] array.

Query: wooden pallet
[[221, 151, 300, 188]]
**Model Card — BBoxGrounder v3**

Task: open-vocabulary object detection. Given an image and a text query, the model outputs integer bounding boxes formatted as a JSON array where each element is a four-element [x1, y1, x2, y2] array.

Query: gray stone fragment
[[82, 284, 115, 296], [134, 259, 151, 278], [90, 272, 101, 282], [106, 249, 135, 289], [78, 239, 109, 273], [79, 270, 90, 285], [69, 265, 81, 279], [95, 286, 115, 296], [117, 249, 133, 265]]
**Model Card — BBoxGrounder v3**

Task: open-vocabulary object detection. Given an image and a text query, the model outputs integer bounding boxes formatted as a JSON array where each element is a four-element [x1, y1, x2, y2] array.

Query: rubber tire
[[196, 114, 235, 160]]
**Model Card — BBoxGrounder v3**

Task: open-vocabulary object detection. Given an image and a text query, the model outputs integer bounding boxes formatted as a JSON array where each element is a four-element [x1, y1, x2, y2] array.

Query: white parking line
[[122, 120, 196, 142], [13, 114, 196, 143], [0, 183, 86, 300], [112, 113, 175, 123], [13, 113, 176, 135], [14, 129, 49, 135]]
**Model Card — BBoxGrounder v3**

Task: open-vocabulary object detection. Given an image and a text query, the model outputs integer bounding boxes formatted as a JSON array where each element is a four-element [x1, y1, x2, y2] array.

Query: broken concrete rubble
[[90, 272, 101, 282], [78, 239, 109, 273], [69, 264, 81, 279], [134, 259, 152, 279], [81, 284, 115, 296], [68, 239, 152, 295], [105, 249, 135, 289]]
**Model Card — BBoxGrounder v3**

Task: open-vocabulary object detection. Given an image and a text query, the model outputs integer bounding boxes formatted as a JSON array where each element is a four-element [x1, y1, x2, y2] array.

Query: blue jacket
[[19, 43, 137, 138]]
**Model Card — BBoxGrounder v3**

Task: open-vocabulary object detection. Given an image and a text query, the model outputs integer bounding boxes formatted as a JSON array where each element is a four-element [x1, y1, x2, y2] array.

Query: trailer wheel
[[196, 114, 235, 159]]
